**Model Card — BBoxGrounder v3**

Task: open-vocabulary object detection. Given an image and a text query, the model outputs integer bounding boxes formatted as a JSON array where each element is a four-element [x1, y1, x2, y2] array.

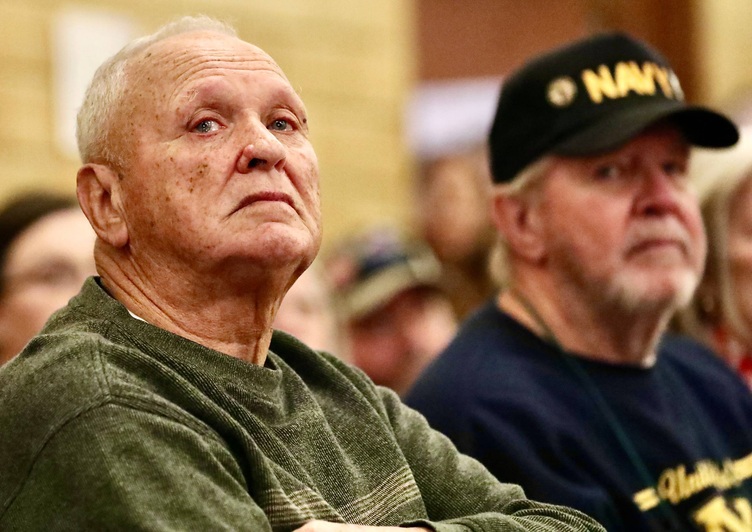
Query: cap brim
[[344, 269, 426, 320], [552, 100, 739, 156], [342, 257, 442, 320]]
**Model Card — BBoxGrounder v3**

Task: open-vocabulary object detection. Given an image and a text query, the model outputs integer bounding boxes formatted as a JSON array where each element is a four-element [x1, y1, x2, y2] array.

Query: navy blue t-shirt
[[406, 301, 752, 532]]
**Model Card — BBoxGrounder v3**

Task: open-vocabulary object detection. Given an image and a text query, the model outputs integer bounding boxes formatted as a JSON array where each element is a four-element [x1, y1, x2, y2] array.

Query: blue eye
[[269, 119, 291, 131], [194, 119, 220, 133]]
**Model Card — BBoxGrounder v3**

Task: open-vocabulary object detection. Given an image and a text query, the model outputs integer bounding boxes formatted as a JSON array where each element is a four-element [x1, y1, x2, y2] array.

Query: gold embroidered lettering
[[658, 468, 680, 504], [636, 454, 752, 512], [636, 62, 657, 94], [580, 61, 682, 104], [634, 487, 661, 511], [733, 452, 752, 481], [614, 61, 653, 97], [693, 495, 752, 532], [650, 64, 674, 98], [581, 65, 619, 103]]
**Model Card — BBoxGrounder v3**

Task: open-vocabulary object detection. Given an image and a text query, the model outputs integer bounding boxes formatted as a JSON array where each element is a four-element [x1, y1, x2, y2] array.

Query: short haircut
[[489, 156, 552, 288], [76, 15, 237, 167]]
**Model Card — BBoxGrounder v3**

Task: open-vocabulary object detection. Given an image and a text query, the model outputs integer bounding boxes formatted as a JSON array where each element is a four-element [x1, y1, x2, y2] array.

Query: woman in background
[[0, 191, 96, 364], [677, 127, 752, 388]]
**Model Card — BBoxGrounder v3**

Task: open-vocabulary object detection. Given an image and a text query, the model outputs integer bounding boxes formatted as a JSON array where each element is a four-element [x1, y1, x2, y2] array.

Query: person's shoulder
[[659, 333, 734, 371], [270, 328, 378, 393], [431, 300, 517, 358], [417, 299, 553, 381], [269, 328, 347, 373], [0, 327, 144, 422], [0, 294, 194, 438], [0, 328, 146, 487], [270, 329, 399, 423], [406, 300, 559, 411], [658, 333, 752, 396]]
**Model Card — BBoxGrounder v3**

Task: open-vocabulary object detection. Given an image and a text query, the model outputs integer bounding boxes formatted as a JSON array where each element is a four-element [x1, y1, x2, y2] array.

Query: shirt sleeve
[[375, 386, 606, 532], [1, 401, 272, 531]]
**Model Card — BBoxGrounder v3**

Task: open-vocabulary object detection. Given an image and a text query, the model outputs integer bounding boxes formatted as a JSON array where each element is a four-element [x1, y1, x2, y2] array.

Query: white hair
[[76, 15, 237, 167], [489, 156, 552, 287], [676, 127, 752, 344]]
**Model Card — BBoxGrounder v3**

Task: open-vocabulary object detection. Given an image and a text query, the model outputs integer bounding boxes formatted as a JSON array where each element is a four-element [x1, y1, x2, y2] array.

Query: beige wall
[[0, 0, 416, 252], [696, 1, 752, 113]]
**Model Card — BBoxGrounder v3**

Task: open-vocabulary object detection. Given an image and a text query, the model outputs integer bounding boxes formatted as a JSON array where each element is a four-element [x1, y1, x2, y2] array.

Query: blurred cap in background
[[326, 227, 444, 320]]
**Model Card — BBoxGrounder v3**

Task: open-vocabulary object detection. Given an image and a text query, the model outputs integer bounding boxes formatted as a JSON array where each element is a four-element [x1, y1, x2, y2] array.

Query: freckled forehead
[[130, 31, 290, 93]]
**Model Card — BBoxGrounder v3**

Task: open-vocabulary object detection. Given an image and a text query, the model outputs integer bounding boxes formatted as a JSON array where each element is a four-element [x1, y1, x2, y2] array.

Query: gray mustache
[[625, 220, 692, 253]]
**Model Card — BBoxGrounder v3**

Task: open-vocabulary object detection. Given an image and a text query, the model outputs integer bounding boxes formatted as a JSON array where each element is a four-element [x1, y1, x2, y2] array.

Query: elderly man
[[407, 33, 752, 531], [0, 16, 603, 532]]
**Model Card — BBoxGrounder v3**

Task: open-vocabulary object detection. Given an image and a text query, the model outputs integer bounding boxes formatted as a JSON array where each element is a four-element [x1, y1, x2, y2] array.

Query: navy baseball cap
[[489, 32, 739, 184]]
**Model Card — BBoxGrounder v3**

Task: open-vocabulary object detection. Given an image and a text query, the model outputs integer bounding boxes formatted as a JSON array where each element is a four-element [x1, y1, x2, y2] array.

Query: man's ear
[[490, 190, 546, 263], [77, 163, 129, 248]]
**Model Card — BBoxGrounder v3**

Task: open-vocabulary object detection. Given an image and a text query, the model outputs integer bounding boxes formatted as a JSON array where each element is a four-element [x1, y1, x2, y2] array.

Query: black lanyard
[[508, 288, 684, 531]]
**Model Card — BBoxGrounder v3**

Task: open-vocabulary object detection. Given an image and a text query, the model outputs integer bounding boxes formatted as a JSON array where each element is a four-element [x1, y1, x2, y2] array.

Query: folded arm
[[376, 387, 606, 532]]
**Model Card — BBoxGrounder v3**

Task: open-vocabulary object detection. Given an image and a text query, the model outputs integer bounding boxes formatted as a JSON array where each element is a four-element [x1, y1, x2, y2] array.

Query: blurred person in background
[[273, 258, 346, 359], [675, 126, 752, 388], [408, 79, 500, 319], [326, 227, 457, 396], [0, 191, 95, 365], [406, 33, 752, 531]]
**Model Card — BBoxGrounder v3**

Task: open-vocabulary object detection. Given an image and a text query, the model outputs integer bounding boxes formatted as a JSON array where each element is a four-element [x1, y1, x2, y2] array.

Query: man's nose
[[236, 125, 286, 174], [634, 167, 684, 217]]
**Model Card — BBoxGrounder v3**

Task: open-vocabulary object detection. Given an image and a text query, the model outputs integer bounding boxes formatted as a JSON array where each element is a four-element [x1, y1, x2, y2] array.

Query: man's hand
[[293, 521, 430, 532]]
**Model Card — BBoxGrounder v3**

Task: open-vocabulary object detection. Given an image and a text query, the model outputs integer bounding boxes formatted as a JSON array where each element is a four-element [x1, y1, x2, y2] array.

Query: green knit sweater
[[0, 278, 604, 531]]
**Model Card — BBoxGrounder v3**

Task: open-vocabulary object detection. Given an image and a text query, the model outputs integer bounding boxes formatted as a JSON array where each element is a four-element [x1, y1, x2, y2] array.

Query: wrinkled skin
[[78, 31, 321, 363]]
